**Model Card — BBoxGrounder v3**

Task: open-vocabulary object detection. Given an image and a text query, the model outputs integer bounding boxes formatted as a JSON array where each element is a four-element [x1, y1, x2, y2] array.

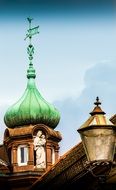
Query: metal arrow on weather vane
[[24, 17, 39, 41]]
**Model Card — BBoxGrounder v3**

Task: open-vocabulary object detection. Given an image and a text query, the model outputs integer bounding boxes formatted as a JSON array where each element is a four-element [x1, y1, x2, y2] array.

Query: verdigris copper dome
[[4, 73, 60, 129], [4, 22, 60, 129]]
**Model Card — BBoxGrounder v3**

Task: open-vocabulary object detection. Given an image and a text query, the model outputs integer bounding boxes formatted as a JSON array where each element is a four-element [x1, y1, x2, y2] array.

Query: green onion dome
[[4, 63, 60, 129], [4, 19, 60, 129]]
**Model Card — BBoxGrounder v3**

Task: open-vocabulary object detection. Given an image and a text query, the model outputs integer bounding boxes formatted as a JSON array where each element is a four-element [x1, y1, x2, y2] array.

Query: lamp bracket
[[83, 160, 116, 184]]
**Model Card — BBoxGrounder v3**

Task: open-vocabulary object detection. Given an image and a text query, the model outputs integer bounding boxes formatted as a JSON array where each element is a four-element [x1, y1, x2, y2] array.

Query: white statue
[[34, 130, 46, 168]]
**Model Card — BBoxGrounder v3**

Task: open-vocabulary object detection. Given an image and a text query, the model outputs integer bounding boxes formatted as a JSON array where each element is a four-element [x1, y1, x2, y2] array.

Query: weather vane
[[24, 17, 39, 42], [24, 17, 39, 64]]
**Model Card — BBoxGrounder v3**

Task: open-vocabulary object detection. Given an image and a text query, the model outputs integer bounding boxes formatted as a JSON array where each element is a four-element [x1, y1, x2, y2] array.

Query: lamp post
[[77, 97, 116, 185]]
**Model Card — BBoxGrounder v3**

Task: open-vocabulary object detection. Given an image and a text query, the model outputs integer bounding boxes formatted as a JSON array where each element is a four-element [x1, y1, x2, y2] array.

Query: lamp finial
[[94, 97, 101, 107]]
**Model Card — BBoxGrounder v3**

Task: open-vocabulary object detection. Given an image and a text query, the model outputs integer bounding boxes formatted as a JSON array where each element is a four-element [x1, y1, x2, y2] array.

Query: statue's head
[[37, 130, 42, 137]]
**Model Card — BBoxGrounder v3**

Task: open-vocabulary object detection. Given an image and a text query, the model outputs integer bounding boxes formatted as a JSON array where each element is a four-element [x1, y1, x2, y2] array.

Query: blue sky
[[0, 0, 115, 154]]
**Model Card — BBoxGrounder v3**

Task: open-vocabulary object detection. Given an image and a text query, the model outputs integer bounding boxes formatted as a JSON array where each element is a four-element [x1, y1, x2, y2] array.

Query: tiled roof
[[110, 114, 116, 125], [30, 142, 86, 189], [31, 139, 116, 189]]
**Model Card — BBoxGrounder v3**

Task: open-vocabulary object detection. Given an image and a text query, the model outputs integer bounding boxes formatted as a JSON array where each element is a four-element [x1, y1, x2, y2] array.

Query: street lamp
[[77, 97, 116, 183]]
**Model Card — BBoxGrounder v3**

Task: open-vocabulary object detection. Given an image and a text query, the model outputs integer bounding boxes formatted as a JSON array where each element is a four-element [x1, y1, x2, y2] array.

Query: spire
[[25, 17, 39, 79], [4, 18, 60, 129], [90, 97, 106, 116]]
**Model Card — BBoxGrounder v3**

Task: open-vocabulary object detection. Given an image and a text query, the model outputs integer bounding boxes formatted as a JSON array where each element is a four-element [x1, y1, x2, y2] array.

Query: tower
[[3, 18, 62, 180]]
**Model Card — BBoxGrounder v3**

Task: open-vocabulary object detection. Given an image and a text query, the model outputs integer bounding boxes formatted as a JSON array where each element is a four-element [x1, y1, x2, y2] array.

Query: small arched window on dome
[[17, 145, 28, 166]]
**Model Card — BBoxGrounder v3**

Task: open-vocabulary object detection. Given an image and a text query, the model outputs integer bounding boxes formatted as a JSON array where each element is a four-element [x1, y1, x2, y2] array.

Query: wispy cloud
[[54, 60, 116, 154]]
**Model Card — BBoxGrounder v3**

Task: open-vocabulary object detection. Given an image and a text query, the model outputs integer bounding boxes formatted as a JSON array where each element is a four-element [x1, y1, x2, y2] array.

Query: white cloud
[[55, 60, 116, 155]]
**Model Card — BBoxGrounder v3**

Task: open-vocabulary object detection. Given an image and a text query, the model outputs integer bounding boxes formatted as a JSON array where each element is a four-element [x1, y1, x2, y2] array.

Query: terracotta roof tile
[[110, 114, 116, 125], [31, 142, 86, 189]]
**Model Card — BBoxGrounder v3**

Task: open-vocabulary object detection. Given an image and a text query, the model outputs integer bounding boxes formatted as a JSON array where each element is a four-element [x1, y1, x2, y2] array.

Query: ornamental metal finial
[[94, 97, 101, 106], [25, 18, 39, 79]]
